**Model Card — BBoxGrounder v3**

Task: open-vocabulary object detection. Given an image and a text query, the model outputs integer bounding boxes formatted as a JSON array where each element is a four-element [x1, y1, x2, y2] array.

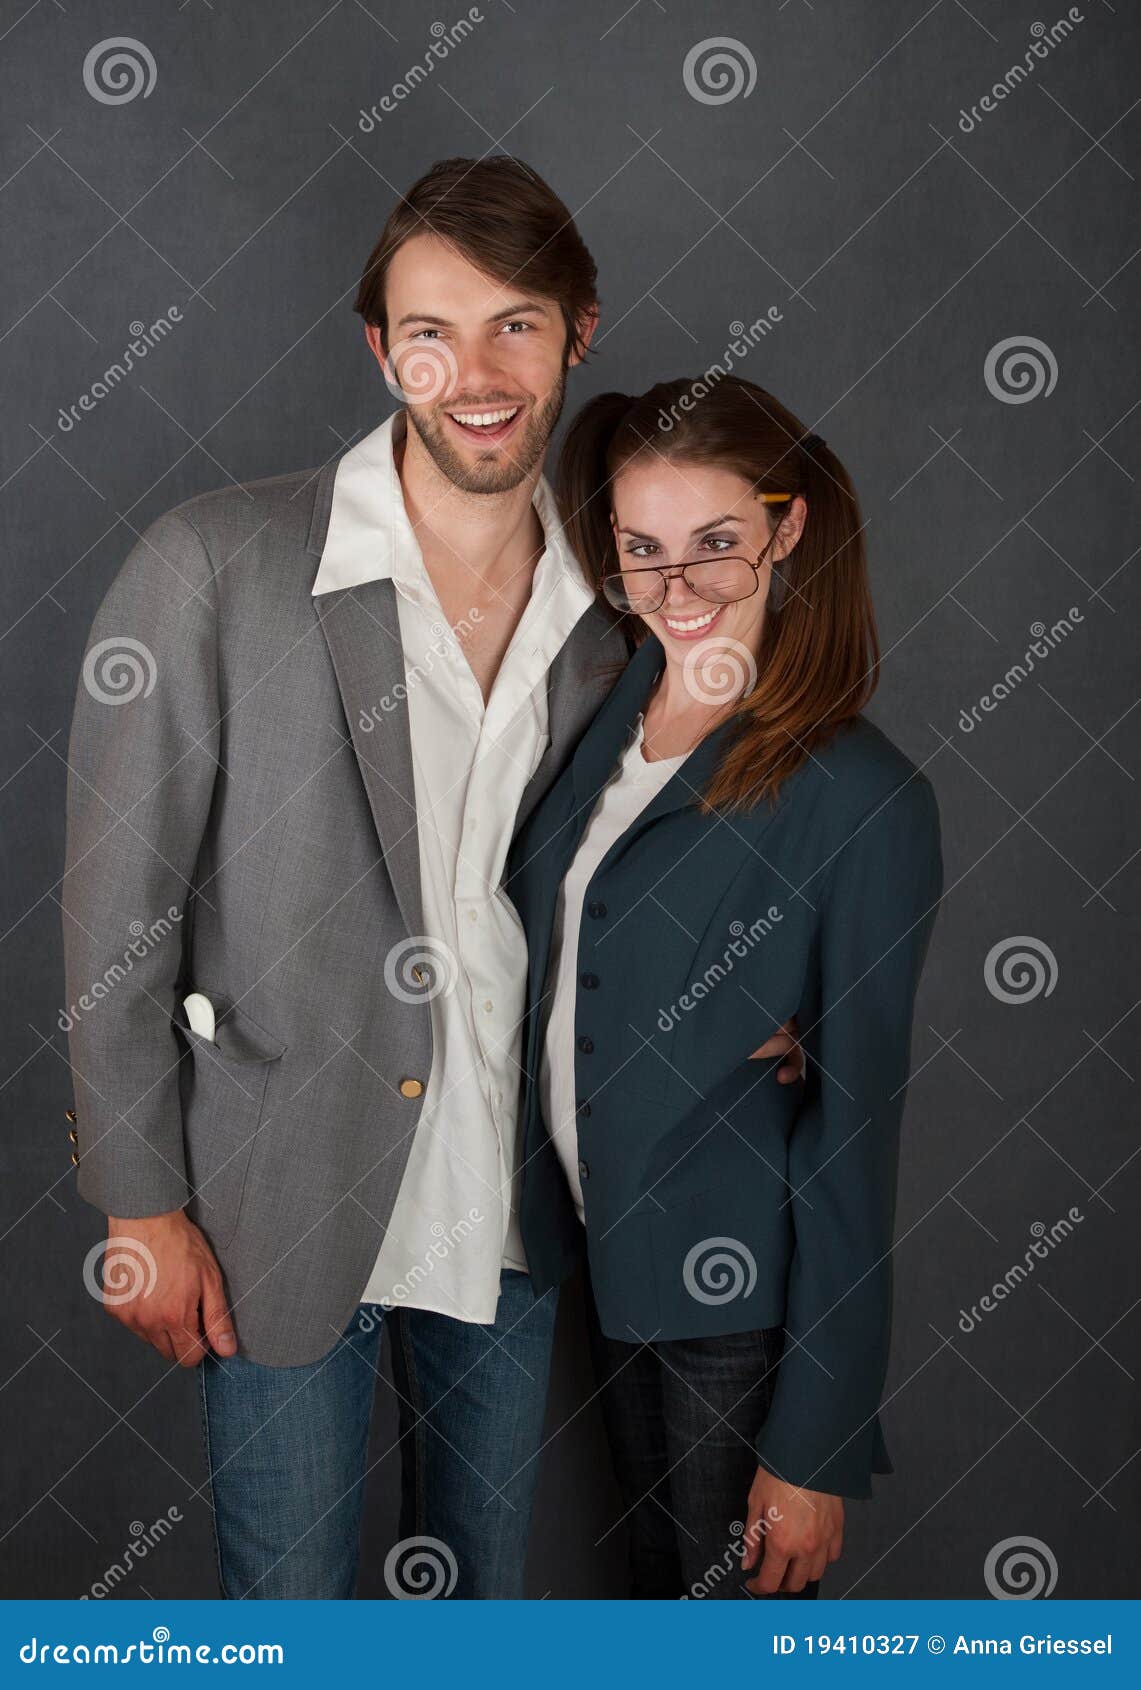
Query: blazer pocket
[[647, 1177, 794, 1341], [174, 996, 287, 1249]]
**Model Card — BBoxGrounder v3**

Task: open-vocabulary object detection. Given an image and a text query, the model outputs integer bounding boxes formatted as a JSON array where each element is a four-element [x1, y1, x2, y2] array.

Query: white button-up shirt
[[311, 412, 595, 1322]]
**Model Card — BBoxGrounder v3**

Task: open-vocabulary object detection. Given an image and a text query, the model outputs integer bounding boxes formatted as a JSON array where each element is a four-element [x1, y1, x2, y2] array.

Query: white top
[[539, 715, 689, 1221], [312, 411, 595, 1321]]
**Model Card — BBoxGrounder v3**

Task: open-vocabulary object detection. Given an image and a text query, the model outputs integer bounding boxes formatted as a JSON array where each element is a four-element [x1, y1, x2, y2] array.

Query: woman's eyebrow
[[616, 514, 744, 543]]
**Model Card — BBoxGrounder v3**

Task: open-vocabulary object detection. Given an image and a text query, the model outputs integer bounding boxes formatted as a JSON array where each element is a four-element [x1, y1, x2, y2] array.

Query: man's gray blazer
[[60, 448, 628, 1366]]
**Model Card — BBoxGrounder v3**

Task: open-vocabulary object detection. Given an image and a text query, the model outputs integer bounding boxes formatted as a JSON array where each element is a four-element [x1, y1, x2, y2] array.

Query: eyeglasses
[[602, 555, 769, 614], [602, 493, 794, 616]]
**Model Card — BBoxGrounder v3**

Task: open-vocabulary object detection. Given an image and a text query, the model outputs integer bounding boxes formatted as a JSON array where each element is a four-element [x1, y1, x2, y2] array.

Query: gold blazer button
[[398, 1077, 424, 1099], [68, 1128, 78, 1144], [70, 1150, 80, 1167], [65, 1108, 77, 1124]]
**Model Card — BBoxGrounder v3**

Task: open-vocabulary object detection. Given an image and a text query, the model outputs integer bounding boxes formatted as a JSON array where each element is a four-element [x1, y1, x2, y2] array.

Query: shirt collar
[[311, 409, 593, 609]]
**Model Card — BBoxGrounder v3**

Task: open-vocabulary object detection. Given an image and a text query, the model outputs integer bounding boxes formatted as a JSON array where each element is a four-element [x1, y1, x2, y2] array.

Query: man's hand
[[742, 1466, 843, 1594], [750, 1015, 805, 1084], [101, 1211, 236, 1366]]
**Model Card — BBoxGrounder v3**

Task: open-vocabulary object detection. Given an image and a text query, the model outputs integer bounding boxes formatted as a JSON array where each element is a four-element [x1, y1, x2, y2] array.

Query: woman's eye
[[627, 544, 658, 558], [702, 535, 736, 551]]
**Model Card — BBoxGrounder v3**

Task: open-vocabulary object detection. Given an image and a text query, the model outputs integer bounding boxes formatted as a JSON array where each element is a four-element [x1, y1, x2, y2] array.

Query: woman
[[506, 376, 944, 1599]]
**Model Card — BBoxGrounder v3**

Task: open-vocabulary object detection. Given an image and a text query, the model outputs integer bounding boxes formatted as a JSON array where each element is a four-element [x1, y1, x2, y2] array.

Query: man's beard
[[406, 367, 568, 495]]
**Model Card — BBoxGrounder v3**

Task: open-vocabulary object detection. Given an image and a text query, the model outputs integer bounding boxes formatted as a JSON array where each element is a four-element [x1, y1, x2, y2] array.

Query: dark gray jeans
[[587, 1297, 824, 1600]]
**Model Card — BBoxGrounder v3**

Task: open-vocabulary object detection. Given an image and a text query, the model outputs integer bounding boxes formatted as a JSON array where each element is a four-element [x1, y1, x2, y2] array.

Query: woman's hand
[[742, 1466, 844, 1594], [749, 1015, 805, 1083]]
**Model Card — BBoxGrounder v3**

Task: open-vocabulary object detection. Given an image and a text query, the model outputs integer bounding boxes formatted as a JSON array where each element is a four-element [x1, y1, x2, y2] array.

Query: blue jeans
[[198, 1270, 557, 1599]]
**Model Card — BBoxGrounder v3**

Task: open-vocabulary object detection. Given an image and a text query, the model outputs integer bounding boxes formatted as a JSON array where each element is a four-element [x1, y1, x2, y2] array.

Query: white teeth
[[448, 407, 520, 428], [662, 607, 720, 632]]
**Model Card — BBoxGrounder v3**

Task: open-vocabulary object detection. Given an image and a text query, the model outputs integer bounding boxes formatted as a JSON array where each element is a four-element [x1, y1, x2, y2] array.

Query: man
[[61, 155, 799, 1599]]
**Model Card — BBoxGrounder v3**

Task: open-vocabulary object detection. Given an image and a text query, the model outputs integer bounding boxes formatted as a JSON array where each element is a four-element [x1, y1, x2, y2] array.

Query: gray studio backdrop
[[1, 0, 1138, 1600]]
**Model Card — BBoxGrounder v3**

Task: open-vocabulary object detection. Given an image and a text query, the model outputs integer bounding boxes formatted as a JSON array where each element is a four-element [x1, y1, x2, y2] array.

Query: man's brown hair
[[354, 156, 598, 362]]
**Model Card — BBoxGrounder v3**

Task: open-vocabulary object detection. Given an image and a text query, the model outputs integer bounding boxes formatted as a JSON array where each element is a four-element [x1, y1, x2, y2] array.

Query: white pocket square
[[182, 991, 216, 1043]]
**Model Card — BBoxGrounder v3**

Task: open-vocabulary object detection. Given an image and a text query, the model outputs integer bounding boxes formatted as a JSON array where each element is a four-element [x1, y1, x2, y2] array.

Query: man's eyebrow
[[394, 300, 552, 329], [617, 513, 745, 543]]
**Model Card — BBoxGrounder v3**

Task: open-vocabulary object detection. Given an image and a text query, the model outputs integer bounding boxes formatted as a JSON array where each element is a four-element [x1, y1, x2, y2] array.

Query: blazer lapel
[[312, 574, 425, 946], [512, 601, 628, 838]]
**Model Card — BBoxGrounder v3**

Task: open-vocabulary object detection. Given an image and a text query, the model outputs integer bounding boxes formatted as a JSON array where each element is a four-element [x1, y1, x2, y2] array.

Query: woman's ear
[[773, 494, 808, 562]]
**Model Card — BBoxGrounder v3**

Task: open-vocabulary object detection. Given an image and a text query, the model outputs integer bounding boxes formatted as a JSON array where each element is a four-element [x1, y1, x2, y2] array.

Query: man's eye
[[501, 321, 533, 334]]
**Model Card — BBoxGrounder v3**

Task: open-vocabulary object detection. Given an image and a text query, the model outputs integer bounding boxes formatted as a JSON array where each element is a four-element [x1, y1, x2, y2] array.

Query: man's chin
[[406, 383, 566, 495]]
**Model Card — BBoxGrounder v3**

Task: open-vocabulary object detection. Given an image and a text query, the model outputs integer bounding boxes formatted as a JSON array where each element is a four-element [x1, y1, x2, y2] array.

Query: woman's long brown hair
[[556, 377, 879, 812]]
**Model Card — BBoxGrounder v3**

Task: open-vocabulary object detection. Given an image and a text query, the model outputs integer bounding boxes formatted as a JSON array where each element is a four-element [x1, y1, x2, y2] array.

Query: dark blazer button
[[577, 1159, 590, 1180], [587, 901, 607, 919], [580, 972, 599, 989], [576, 1035, 594, 1054], [576, 1099, 591, 1117]]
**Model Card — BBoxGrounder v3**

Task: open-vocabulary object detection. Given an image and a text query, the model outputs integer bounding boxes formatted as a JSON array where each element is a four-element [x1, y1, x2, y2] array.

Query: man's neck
[[394, 410, 546, 591]]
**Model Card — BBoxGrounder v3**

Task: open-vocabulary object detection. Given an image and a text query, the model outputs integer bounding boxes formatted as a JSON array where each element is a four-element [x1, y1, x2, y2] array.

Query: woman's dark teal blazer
[[505, 632, 944, 1500]]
